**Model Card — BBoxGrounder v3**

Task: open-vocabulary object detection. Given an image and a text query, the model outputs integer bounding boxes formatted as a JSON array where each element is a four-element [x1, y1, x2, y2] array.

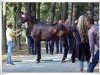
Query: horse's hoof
[[36, 60, 40, 63], [61, 60, 65, 63]]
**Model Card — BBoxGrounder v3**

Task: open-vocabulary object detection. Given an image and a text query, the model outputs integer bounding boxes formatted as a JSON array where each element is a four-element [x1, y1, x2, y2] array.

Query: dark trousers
[[45, 41, 51, 54], [59, 40, 63, 53], [27, 36, 36, 54], [50, 38, 59, 54], [87, 50, 99, 72]]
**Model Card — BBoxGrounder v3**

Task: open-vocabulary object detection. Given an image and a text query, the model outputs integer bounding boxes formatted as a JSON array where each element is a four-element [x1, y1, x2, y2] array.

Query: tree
[[2, 2, 7, 54], [72, 3, 78, 24], [62, 3, 68, 22], [68, 3, 73, 25], [16, 3, 22, 50], [13, 3, 17, 44], [88, 3, 94, 17], [56, 3, 62, 21], [31, 3, 36, 17], [37, 3, 40, 20], [48, 3, 56, 24], [26, 3, 31, 14]]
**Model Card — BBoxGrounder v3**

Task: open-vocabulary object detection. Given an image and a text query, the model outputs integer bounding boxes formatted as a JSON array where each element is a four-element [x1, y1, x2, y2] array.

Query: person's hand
[[17, 29, 21, 32], [15, 32, 22, 37], [89, 56, 93, 63]]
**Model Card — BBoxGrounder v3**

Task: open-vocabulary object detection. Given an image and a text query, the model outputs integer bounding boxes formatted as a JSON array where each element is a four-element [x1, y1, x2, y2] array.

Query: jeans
[[50, 38, 59, 54], [79, 61, 89, 71], [27, 36, 35, 54], [7, 41, 14, 64], [45, 41, 50, 54], [87, 50, 99, 72]]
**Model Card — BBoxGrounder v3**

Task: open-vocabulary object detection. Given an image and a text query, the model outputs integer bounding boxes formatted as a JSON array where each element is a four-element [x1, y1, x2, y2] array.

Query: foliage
[[4, 2, 99, 43]]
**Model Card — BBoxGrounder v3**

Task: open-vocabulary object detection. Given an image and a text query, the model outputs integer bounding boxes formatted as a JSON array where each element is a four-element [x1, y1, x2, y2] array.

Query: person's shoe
[[32, 53, 36, 55], [7, 63, 15, 65], [80, 69, 83, 72], [60, 52, 62, 54], [46, 52, 48, 54], [50, 52, 53, 55], [55, 52, 59, 54]]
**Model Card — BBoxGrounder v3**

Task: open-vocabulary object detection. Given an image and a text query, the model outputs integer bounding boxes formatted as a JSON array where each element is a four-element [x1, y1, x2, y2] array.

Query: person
[[26, 25, 36, 55], [45, 40, 51, 54], [50, 36, 59, 54], [86, 17, 99, 72], [6, 23, 21, 65], [59, 39, 63, 54], [59, 20, 63, 54], [76, 15, 91, 72]]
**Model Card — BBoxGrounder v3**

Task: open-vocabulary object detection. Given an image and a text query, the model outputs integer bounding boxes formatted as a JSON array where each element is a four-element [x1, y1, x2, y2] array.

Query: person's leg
[[87, 50, 99, 72], [27, 36, 31, 54], [7, 41, 13, 64], [30, 36, 36, 55], [60, 40, 63, 53], [56, 39, 59, 54], [50, 40, 54, 54], [79, 61, 84, 72], [45, 41, 48, 54]]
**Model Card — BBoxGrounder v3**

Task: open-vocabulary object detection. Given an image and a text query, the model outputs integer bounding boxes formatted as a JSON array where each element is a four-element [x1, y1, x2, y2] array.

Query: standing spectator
[[6, 23, 21, 65], [59, 39, 63, 54], [26, 27, 36, 55], [77, 15, 91, 72], [45, 41, 51, 54], [50, 37, 59, 54], [86, 17, 99, 72]]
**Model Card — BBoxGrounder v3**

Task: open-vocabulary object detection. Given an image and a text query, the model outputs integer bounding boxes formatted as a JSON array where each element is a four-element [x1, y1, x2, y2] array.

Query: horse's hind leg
[[35, 40, 41, 63], [61, 38, 69, 63]]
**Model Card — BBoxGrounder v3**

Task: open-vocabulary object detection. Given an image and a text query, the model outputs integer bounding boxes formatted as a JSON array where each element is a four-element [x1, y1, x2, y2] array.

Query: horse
[[17, 13, 69, 63]]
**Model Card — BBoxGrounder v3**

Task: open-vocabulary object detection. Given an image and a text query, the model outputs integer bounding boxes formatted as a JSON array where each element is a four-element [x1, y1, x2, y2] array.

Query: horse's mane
[[29, 14, 58, 26], [52, 23, 58, 26], [30, 15, 38, 24]]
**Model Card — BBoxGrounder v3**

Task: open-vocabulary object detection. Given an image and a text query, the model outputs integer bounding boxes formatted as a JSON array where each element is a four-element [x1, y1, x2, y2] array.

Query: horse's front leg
[[35, 40, 41, 63], [61, 38, 69, 63]]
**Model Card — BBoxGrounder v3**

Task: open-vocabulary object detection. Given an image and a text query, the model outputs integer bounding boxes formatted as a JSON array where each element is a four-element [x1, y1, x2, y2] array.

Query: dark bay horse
[[17, 13, 69, 63]]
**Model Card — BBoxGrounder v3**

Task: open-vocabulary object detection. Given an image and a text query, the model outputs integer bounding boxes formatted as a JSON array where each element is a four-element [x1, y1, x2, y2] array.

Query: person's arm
[[88, 30, 95, 57], [10, 30, 21, 37], [13, 29, 20, 33], [15, 32, 22, 37]]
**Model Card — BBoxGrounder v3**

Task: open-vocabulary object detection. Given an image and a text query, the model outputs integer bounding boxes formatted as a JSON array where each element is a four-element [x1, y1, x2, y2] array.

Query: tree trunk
[[48, 3, 56, 25], [88, 3, 94, 17], [13, 3, 17, 44], [26, 3, 31, 14], [56, 3, 62, 21], [16, 3, 22, 50], [72, 3, 77, 24], [68, 3, 73, 25], [2, 2, 7, 54], [37, 3, 40, 21], [62, 3, 68, 22], [31, 3, 36, 17]]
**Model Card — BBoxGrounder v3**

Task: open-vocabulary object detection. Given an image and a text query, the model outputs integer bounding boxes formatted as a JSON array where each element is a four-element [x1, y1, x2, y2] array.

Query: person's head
[[7, 23, 13, 29], [86, 17, 94, 29], [77, 15, 88, 42]]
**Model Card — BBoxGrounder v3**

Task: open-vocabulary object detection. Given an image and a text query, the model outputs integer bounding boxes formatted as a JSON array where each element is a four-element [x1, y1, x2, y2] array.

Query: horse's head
[[17, 13, 28, 28], [17, 12, 37, 28]]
